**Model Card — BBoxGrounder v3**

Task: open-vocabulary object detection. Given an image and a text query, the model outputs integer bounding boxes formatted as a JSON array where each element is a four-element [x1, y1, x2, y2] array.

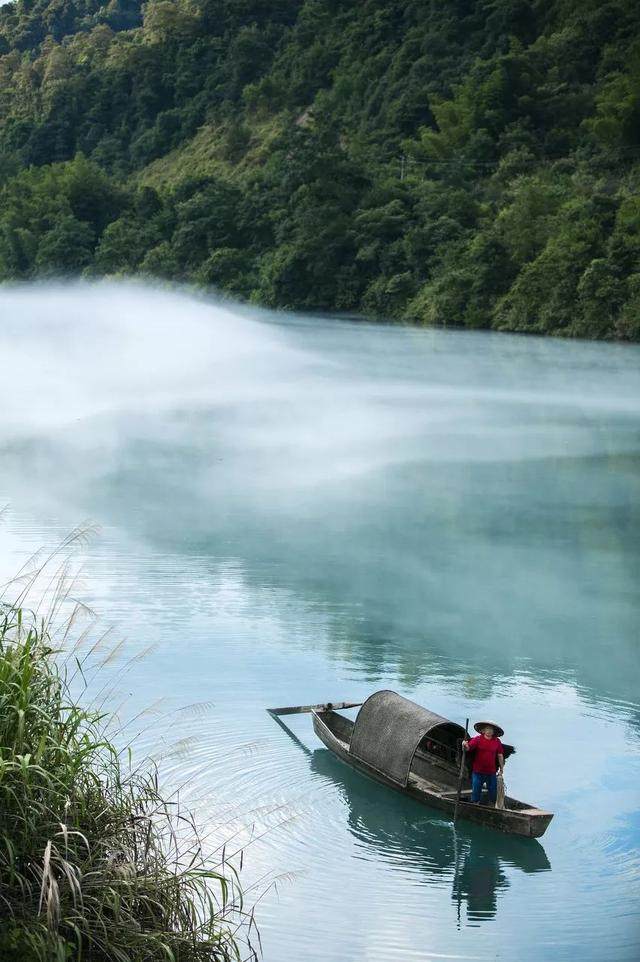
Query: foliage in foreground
[[0, 0, 639, 339], [0, 600, 249, 962]]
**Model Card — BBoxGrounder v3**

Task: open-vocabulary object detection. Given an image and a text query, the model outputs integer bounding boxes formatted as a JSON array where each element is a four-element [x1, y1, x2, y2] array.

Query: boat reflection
[[309, 745, 551, 925]]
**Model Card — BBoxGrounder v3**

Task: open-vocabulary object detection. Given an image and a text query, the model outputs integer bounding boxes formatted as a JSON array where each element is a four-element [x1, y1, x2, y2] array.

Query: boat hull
[[313, 710, 553, 838]]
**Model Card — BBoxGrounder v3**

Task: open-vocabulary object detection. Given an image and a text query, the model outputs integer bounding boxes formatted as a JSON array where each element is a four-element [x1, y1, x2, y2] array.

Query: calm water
[[0, 281, 639, 961]]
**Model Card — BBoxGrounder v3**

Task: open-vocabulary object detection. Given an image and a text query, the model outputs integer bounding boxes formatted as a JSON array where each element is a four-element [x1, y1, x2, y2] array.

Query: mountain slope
[[1, 0, 639, 339]]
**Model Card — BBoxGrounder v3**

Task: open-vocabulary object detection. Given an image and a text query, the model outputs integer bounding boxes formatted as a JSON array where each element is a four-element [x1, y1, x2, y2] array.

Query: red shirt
[[468, 735, 503, 774]]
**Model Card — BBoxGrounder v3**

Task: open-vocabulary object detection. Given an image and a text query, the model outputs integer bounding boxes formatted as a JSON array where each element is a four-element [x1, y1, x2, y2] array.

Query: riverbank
[[0, 596, 248, 961]]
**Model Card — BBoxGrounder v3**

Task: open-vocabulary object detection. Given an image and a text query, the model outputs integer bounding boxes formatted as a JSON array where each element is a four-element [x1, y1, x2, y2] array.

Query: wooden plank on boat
[[267, 701, 362, 716]]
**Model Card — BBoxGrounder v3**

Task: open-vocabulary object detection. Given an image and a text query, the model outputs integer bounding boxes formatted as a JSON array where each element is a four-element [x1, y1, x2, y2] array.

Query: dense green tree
[[195, 246, 255, 296], [0, 155, 124, 276], [34, 214, 95, 273]]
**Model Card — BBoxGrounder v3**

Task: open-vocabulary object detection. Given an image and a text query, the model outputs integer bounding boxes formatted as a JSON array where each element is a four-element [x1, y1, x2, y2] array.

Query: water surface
[[0, 282, 638, 961]]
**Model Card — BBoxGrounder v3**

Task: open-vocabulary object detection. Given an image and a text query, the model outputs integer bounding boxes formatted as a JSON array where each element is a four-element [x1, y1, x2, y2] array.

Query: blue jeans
[[471, 772, 497, 803]]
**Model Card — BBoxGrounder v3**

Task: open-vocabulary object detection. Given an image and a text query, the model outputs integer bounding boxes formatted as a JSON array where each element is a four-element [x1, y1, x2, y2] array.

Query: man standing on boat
[[462, 721, 505, 805]]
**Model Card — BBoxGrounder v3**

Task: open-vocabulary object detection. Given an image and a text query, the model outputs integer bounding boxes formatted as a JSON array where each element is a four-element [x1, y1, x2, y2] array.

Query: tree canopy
[[1, 0, 639, 339]]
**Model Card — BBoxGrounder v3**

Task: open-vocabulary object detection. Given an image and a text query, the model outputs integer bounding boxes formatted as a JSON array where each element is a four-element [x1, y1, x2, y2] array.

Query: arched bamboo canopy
[[349, 690, 466, 787]]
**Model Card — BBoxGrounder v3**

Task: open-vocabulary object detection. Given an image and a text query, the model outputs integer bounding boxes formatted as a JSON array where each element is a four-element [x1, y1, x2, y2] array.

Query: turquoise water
[[0, 282, 638, 960]]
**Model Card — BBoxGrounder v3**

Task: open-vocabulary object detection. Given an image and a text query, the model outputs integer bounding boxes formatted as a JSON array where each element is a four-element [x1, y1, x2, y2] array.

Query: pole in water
[[453, 717, 470, 823]]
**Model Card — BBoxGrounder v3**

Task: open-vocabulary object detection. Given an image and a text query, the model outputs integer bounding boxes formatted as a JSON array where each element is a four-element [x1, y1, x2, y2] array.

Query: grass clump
[[0, 600, 252, 962]]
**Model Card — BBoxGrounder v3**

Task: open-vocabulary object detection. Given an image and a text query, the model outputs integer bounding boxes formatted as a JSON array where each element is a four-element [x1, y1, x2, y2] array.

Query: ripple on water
[[0, 288, 638, 961], [131, 696, 640, 961]]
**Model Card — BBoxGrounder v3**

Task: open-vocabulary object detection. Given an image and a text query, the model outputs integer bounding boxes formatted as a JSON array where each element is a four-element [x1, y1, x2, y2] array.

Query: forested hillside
[[1, 0, 639, 339]]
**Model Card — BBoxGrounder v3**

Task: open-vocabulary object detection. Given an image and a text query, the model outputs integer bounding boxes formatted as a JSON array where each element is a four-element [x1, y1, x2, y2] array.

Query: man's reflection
[[453, 842, 508, 922]]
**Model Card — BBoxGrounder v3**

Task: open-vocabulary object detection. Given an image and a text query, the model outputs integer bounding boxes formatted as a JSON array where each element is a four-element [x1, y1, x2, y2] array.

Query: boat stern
[[526, 810, 554, 838]]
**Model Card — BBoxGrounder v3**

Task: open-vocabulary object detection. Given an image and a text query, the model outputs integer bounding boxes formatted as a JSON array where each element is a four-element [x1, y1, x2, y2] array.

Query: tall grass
[[0, 543, 255, 961]]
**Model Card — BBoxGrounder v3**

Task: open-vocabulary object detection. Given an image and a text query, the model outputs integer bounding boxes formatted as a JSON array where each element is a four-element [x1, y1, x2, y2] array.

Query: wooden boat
[[290, 690, 553, 837]]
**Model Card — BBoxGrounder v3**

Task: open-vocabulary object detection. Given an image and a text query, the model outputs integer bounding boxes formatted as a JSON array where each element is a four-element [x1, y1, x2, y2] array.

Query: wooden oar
[[267, 701, 362, 716], [453, 717, 470, 823]]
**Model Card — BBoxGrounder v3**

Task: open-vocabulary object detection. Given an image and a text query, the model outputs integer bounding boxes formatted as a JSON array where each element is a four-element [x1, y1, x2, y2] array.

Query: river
[[0, 281, 638, 961]]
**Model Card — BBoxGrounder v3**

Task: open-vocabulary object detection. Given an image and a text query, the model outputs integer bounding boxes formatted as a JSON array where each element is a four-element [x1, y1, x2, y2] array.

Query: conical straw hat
[[473, 720, 504, 738]]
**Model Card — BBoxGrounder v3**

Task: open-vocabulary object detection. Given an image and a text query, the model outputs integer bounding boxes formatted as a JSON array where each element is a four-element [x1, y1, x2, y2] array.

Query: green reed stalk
[[0, 601, 253, 962]]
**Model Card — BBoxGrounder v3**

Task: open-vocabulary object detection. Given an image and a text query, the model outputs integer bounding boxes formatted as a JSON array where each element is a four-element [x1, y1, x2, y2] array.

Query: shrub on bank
[[0, 602, 248, 962]]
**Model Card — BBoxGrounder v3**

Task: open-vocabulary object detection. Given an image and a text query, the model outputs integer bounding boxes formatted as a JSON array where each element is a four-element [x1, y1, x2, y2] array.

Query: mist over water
[[1, 281, 639, 961]]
